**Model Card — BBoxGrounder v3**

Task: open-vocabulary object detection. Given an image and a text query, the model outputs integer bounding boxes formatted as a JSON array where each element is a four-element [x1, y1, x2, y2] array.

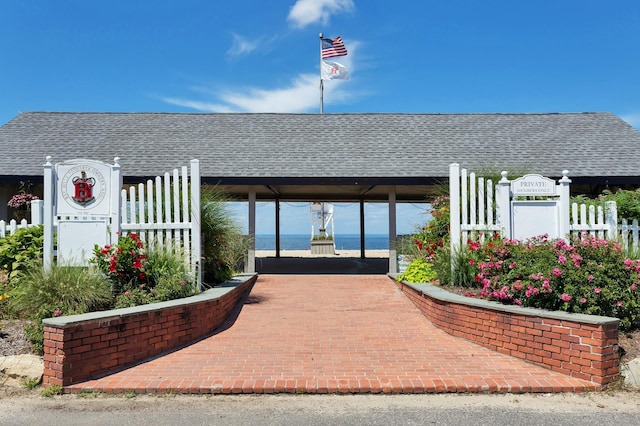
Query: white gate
[[43, 157, 201, 288], [449, 163, 618, 259]]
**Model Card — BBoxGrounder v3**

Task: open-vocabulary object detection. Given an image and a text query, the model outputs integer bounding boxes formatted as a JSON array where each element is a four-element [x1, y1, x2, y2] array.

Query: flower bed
[[41, 273, 257, 388], [395, 278, 620, 386]]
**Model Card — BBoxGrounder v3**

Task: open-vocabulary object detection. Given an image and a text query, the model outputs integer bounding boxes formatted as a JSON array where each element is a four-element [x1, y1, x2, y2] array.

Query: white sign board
[[511, 174, 556, 196], [56, 159, 112, 216], [57, 220, 109, 266], [49, 158, 121, 267], [511, 201, 560, 240]]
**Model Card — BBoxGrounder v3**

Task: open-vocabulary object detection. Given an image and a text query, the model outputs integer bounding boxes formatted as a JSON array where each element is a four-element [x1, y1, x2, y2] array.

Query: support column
[[246, 188, 256, 273], [388, 186, 398, 274], [0, 185, 11, 221], [359, 200, 365, 259], [275, 198, 281, 258]]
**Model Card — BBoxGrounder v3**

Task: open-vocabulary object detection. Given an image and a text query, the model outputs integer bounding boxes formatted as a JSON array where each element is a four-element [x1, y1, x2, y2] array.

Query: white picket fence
[[456, 168, 501, 244], [568, 201, 617, 240], [620, 218, 640, 255], [0, 199, 45, 238], [120, 160, 201, 285], [7, 160, 202, 288], [450, 164, 640, 254], [0, 218, 34, 238]]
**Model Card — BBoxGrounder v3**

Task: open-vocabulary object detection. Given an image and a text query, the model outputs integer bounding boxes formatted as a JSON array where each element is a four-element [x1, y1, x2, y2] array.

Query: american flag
[[321, 36, 347, 59]]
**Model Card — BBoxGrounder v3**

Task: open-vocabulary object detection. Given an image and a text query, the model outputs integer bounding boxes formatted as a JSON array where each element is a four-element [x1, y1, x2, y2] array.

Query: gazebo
[[1, 111, 639, 273]]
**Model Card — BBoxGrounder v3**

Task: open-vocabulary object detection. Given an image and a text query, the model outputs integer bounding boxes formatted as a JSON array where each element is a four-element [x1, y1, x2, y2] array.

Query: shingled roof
[[1, 111, 639, 200]]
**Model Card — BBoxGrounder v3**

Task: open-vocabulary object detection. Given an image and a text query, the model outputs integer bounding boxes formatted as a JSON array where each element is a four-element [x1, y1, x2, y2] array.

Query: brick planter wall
[[395, 280, 620, 386], [42, 274, 257, 387]]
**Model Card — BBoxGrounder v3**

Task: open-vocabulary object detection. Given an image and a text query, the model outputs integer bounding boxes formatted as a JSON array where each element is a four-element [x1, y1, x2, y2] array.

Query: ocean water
[[255, 234, 389, 250]]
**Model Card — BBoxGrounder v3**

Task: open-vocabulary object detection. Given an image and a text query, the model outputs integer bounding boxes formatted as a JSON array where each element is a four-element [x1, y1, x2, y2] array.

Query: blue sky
[[1, 0, 638, 234]]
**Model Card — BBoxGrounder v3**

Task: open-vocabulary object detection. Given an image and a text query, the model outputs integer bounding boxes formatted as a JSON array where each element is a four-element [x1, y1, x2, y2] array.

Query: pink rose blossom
[[560, 293, 572, 302], [594, 287, 601, 294], [580, 298, 587, 304]]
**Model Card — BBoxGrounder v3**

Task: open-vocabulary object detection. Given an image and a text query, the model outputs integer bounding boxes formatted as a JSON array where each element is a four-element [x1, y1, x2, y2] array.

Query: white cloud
[[163, 41, 358, 113], [226, 33, 281, 57], [227, 33, 261, 57], [287, 0, 354, 28], [621, 112, 640, 129], [162, 68, 353, 113]]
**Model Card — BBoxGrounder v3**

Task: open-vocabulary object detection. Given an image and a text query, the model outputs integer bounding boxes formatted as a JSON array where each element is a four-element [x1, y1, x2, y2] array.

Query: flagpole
[[319, 32, 324, 114]]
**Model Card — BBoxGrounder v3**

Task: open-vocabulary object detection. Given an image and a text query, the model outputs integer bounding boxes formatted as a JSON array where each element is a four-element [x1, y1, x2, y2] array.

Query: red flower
[[132, 257, 143, 270]]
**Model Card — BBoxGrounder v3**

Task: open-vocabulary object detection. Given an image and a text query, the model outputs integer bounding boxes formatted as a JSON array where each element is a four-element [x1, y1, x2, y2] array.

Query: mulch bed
[[0, 319, 35, 357]]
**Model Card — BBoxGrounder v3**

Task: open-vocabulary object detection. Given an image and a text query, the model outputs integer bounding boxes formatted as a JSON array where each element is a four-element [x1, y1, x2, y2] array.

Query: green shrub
[[92, 234, 197, 309], [9, 263, 112, 317], [145, 247, 196, 301], [8, 263, 112, 354], [201, 187, 251, 285], [571, 188, 640, 222], [0, 225, 44, 285], [114, 245, 196, 308], [599, 188, 640, 221], [396, 258, 437, 283]]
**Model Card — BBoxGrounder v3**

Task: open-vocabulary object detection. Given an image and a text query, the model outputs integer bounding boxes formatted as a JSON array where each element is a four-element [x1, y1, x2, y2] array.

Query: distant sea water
[[255, 234, 389, 250]]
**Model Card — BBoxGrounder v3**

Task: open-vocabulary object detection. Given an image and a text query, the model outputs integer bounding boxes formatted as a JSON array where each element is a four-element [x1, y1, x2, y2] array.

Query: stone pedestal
[[310, 239, 335, 255]]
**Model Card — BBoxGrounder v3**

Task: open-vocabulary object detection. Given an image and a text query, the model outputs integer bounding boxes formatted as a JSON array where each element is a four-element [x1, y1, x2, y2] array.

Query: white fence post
[[449, 164, 461, 268], [43, 156, 54, 271], [111, 157, 122, 244], [495, 171, 511, 239], [605, 200, 618, 241], [30, 200, 44, 225], [190, 159, 202, 289], [558, 170, 571, 241]]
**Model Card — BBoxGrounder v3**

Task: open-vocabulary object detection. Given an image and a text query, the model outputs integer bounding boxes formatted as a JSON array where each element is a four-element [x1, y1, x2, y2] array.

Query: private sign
[[511, 174, 556, 196]]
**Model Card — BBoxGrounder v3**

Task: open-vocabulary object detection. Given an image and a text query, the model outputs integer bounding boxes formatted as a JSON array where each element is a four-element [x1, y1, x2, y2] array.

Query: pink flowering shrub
[[7, 181, 39, 221], [413, 195, 450, 262], [466, 233, 640, 330], [7, 193, 39, 210]]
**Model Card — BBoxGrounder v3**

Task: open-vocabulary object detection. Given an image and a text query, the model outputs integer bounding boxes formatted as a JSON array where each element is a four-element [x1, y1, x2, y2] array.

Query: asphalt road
[[1, 392, 640, 425]]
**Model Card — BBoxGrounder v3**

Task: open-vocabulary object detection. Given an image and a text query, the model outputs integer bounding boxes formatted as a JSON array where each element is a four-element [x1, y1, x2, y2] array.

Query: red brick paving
[[66, 275, 598, 394]]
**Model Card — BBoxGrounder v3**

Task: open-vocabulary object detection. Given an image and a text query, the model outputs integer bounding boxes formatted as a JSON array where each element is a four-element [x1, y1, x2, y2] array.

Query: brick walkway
[[67, 275, 597, 394]]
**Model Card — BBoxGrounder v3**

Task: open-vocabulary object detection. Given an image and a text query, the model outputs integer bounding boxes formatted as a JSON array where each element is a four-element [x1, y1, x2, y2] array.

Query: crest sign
[[56, 160, 111, 215], [72, 171, 96, 205]]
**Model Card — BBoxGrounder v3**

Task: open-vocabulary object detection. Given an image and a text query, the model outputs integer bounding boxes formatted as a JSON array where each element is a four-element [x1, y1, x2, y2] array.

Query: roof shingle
[[0, 111, 638, 182]]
